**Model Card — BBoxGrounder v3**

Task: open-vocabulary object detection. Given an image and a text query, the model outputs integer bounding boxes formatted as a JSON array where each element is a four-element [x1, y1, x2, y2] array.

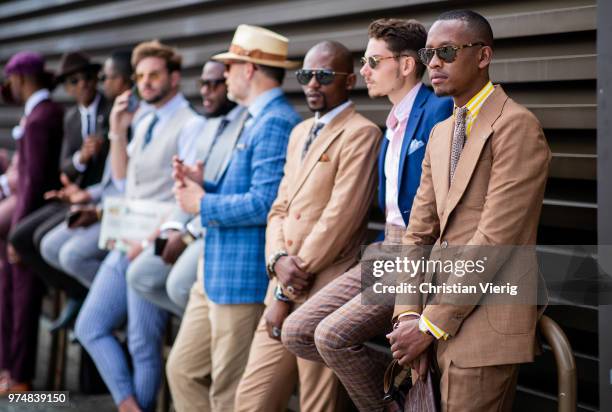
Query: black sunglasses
[[418, 42, 485, 65], [295, 69, 349, 86], [198, 78, 226, 89], [65, 72, 95, 86]]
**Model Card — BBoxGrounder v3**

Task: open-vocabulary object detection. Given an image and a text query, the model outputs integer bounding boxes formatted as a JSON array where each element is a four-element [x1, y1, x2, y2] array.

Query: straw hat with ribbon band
[[55, 51, 101, 83], [213, 24, 300, 69]]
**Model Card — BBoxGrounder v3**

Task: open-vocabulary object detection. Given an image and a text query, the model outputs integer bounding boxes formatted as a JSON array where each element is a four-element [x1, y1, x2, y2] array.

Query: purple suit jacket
[[12, 98, 64, 226]]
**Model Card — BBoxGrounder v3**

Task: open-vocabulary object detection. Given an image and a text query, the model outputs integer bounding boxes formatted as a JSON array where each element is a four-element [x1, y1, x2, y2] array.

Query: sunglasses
[[418, 42, 485, 65], [360, 55, 409, 70], [133, 71, 163, 83], [295, 69, 349, 85], [198, 78, 225, 89], [99, 73, 120, 82]]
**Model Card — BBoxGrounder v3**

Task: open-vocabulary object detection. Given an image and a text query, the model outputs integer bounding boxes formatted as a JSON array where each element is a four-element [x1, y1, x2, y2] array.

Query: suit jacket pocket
[[486, 304, 536, 335]]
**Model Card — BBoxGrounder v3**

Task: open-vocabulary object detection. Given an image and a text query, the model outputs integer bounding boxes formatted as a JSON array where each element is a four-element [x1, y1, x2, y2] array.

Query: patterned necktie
[[450, 106, 468, 183], [142, 113, 159, 149], [302, 121, 325, 160]]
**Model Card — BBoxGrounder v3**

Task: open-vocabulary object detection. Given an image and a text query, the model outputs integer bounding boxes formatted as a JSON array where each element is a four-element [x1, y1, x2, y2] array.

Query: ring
[[272, 326, 281, 338], [287, 285, 295, 294]]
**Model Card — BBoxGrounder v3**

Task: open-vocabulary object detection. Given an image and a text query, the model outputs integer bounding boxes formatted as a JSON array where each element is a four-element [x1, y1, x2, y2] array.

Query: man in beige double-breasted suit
[[234, 41, 382, 412], [387, 10, 551, 412]]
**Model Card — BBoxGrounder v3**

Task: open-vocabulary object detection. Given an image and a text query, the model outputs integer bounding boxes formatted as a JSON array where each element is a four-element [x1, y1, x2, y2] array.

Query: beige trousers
[[234, 313, 351, 412], [166, 260, 264, 412]]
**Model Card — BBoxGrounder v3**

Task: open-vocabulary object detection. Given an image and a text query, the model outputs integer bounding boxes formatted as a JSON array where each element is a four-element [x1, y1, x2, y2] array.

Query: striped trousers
[[75, 250, 167, 411]]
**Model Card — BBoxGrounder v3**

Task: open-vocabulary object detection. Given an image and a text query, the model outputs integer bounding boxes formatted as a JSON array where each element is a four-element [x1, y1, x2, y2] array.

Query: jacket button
[[295, 213, 301, 220], [287, 240, 293, 247], [441, 240, 448, 248]]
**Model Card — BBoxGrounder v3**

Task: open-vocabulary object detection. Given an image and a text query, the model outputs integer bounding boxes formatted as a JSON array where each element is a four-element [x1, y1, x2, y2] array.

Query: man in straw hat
[[167, 24, 301, 412], [0, 51, 64, 394]]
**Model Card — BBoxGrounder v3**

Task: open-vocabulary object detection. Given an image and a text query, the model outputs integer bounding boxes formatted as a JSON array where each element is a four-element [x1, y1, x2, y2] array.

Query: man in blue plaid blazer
[[168, 24, 302, 412]]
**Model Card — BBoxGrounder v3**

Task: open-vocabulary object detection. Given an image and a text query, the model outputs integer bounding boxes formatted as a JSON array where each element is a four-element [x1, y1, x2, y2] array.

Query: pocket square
[[319, 153, 330, 162], [408, 139, 425, 155], [236, 143, 247, 150]]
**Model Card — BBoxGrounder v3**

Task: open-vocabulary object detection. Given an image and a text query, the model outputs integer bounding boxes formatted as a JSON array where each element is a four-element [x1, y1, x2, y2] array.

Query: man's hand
[[45, 174, 80, 202], [124, 239, 144, 262], [410, 351, 430, 381], [7, 244, 20, 264], [386, 318, 434, 368], [274, 255, 313, 297], [67, 204, 99, 228], [172, 156, 204, 186], [264, 298, 292, 341], [173, 178, 204, 214], [161, 230, 188, 265], [79, 136, 105, 164], [109, 90, 136, 138]]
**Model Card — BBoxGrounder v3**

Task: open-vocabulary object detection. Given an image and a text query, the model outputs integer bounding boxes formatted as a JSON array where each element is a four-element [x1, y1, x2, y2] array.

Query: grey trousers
[[126, 238, 201, 317], [40, 221, 108, 288]]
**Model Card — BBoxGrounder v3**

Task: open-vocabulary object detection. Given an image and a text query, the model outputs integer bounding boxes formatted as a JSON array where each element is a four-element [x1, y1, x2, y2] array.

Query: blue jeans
[[74, 250, 167, 411]]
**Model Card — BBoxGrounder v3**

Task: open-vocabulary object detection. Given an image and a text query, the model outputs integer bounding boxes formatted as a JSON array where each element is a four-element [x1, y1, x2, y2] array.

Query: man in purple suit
[[0, 51, 64, 393]]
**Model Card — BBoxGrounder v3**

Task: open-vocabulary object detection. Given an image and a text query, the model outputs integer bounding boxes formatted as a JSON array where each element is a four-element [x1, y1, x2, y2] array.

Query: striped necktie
[[142, 113, 159, 149], [450, 106, 468, 183], [302, 121, 325, 160]]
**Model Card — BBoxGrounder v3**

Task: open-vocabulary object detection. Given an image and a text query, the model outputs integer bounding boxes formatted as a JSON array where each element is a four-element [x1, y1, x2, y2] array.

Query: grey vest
[[126, 106, 198, 201]]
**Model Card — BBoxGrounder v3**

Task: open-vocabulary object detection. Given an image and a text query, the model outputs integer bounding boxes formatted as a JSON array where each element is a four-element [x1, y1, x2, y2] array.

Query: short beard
[[205, 99, 236, 118], [144, 82, 171, 104]]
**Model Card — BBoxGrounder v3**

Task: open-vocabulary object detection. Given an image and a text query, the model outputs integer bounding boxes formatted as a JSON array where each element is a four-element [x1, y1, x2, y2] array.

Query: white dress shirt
[[73, 93, 102, 172]]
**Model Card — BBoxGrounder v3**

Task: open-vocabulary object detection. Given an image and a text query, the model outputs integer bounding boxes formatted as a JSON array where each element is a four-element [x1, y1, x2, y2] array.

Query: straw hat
[[213, 24, 300, 69]]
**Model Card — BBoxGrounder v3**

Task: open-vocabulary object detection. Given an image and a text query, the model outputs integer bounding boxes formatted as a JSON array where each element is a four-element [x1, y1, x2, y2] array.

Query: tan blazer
[[266, 104, 382, 303], [394, 86, 551, 368]]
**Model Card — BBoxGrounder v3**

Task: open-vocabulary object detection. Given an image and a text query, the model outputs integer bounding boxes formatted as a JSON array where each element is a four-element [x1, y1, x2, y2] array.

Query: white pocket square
[[408, 139, 424, 155]]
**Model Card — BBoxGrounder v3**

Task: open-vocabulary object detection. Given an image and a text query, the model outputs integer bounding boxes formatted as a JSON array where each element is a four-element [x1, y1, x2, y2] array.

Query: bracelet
[[266, 249, 288, 279], [140, 239, 150, 249], [274, 285, 292, 303]]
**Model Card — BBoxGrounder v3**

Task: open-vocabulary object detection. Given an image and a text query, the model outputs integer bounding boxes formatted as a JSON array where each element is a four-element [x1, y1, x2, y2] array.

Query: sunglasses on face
[[418, 42, 485, 65], [99, 73, 120, 82], [295, 69, 349, 86], [360, 54, 409, 70], [133, 71, 163, 83], [198, 78, 225, 89]]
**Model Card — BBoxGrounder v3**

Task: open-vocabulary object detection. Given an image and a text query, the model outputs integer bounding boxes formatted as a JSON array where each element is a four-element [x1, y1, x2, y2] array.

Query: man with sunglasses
[[282, 19, 452, 411], [234, 40, 381, 412], [386, 10, 550, 411], [74, 40, 206, 412]]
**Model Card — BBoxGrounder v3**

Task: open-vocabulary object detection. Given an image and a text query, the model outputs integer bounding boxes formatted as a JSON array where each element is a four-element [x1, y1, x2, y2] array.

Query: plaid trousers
[[282, 225, 404, 412]]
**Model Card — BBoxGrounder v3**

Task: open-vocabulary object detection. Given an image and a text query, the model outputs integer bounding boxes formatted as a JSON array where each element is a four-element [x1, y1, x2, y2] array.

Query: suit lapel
[[439, 86, 507, 234], [210, 107, 249, 183], [397, 87, 428, 189], [287, 105, 355, 204]]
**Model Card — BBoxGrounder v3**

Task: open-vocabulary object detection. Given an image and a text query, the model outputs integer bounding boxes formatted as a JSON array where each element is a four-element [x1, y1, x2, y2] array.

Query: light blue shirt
[[244, 87, 284, 128]]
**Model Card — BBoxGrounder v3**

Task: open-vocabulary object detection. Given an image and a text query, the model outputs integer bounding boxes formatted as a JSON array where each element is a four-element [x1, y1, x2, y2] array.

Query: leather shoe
[[48, 298, 82, 333]]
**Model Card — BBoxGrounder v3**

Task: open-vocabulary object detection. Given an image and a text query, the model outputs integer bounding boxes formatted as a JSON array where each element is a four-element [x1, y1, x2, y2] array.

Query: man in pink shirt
[[282, 19, 453, 411]]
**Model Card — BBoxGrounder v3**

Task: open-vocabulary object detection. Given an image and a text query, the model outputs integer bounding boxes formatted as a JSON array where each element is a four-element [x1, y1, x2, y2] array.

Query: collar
[[316, 100, 352, 126], [247, 87, 283, 120], [387, 82, 422, 128], [224, 104, 244, 122], [152, 92, 189, 120], [24, 88, 50, 116], [78, 93, 101, 116], [454, 81, 494, 119]]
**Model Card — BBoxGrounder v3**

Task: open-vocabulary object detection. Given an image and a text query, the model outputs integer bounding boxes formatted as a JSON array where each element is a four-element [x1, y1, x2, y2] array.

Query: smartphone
[[126, 85, 140, 113], [154, 235, 169, 256], [66, 209, 82, 228]]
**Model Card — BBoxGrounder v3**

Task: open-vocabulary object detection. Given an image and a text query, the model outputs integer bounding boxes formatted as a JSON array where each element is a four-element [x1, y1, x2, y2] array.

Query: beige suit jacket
[[266, 104, 382, 303], [394, 85, 551, 367]]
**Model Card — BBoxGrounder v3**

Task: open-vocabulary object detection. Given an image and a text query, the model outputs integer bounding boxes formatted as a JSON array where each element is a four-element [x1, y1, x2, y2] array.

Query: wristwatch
[[266, 249, 288, 279], [274, 285, 292, 303], [181, 232, 195, 246]]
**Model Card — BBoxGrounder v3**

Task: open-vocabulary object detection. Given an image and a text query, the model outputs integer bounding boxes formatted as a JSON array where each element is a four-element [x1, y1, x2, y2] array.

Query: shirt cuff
[[419, 315, 449, 340], [160, 221, 185, 232], [396, 311, 421, 321], [72, 151, 87, 172], [0, 174, 11, 197]]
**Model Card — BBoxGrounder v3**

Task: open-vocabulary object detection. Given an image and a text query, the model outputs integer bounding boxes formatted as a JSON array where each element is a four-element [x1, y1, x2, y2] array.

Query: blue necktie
[[143, 114, 159, 149]]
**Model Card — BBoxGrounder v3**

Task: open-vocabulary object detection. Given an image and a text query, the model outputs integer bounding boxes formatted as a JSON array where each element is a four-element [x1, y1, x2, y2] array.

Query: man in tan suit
[[386, 10, 551, 411], [234, 41, 382, 412]]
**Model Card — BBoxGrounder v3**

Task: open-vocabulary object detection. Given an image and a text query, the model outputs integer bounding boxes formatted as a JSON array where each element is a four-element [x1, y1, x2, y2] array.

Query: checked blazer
[[200, 91, 301, 304]]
